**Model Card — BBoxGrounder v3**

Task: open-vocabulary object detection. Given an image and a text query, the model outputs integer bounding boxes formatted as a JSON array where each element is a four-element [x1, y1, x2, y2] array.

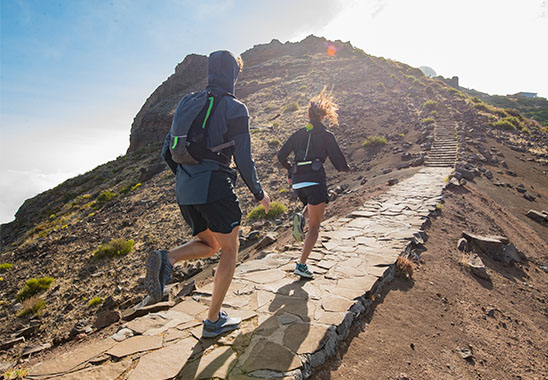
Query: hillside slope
[[1, 35, 547, 369]]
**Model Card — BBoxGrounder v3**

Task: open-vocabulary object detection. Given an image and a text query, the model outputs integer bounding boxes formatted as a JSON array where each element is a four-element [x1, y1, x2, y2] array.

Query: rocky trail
[[23, 166, 452, 380]]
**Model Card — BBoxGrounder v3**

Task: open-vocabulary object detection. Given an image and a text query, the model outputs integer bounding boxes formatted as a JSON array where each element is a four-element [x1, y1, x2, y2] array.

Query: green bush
[[93, 190, 116, 209], [87, 296, 103, 307], [521, 126, 531, 135], [505, 108, 522, 118], [3, 368, 29, 379], [17, 296, 46, 318], [430, 110, 438, 117], [246, 202, 287, 220], [471, 96, 481, 103], [283, 103, 299, 113], [268, 139, 281, 146], [492, 119, 516, 131], [0, 263, 13, 272], [448, 88, 466, 98], [16, 277, 54, 301], [362, 136, 388, 147], [422, 118, 435, 125], [93, 238, 134, 259], [423, 100, 437, 110]]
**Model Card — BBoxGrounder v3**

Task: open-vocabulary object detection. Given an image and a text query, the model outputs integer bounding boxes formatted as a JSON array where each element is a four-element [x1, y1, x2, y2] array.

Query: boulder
[[457, 238, 468, 251], [255, 232, 278, 250], [456, 168, 475, 181], [526, 210, 548, 225], [94, 309, 121, 330], [466, 254, 491, 281], [523, 193, 536, 202]]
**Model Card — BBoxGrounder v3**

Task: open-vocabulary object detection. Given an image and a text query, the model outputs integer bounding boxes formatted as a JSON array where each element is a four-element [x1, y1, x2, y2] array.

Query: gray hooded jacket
[[162, 50, 264, 205]]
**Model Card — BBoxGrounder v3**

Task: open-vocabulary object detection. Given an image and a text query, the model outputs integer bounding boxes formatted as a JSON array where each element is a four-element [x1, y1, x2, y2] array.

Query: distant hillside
[[461, 88, 548, 127]]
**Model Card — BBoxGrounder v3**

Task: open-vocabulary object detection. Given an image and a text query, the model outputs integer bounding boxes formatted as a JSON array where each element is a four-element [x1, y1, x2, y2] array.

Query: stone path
[[425, 116, 458, 168], [26, 167, 452, 380]]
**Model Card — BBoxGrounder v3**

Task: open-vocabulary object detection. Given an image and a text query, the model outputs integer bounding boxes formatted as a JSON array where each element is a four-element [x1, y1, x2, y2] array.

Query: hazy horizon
[[1, 0, 547, 224]]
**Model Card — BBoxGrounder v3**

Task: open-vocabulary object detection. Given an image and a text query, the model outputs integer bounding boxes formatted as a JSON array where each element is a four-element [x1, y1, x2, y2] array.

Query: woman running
[[277, 87, 349, 279]]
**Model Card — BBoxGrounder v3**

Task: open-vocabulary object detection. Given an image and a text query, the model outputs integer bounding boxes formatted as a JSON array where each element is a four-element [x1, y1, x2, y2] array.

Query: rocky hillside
[[1, 35, 547, 368]]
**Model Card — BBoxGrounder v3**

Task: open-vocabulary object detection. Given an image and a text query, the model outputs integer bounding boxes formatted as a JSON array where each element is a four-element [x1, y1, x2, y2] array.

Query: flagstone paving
[[27, 167, 452, 380]]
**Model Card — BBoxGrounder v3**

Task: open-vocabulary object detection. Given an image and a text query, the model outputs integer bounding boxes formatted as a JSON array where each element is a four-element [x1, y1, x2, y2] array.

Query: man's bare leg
[[207, 226, 240, 322], [167, 230, 221, 266]]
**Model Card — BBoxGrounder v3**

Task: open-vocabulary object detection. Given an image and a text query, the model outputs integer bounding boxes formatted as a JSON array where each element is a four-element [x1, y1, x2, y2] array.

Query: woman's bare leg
[[299, 203, 326, 265]]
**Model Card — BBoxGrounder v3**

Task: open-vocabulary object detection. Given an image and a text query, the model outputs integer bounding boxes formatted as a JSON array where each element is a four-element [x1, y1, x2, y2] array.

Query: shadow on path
[[176, 280, 311, 379]]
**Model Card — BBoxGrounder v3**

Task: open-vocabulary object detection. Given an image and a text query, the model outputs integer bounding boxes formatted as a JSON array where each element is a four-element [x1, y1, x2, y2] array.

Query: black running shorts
[[179, 194, 242, 236], [295, 184, 329, 206]]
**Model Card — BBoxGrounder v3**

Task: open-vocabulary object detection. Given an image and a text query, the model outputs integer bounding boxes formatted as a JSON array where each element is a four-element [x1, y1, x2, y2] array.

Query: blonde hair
[[308, 86, 338, 125], [236, 56, 244, 72]]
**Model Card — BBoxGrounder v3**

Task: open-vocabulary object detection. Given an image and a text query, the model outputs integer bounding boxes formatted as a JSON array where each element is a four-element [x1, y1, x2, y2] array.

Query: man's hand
[[260, 190, 271, 214]]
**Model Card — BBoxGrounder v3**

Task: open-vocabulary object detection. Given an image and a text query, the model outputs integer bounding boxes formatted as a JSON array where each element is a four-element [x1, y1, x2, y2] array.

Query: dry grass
[[395, 256, 414, 279]]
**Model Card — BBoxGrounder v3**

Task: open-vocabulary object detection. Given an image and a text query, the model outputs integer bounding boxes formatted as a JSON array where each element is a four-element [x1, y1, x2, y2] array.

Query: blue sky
[[1, 0, 547, 223]]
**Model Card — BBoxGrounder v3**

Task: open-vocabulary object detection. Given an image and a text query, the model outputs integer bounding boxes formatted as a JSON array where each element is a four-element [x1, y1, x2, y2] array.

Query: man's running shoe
[[202, 311, 241, 338], [145, 250, 172, 303], [294, 263, 313, 279], [292, 212, 305, 242]]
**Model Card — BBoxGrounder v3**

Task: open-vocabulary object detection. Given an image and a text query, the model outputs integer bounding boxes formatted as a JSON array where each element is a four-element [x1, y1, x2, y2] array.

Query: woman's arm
[[326, 132, 349, 171]]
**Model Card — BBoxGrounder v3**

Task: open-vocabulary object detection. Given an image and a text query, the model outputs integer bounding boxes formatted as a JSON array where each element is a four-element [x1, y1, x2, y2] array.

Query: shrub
[[268, 139, 281, 146], [0, 263, 13, 272], [272, 121, 280, 128], [395, 257, 413, 279], [474, 103, 490, 112], [362, 136, 387, 147], [246, 202, 287, 220], [264, 104, 276, 113], [88, 296, 103, 307], [423, 100, 437, 110], [541, 126, 548, 134], [448, 88, 466, 98], [93, 190, 116, 209], [492, 117, 520, 131], [521, 126, 531, 135], [16, 277, 54, 301], [471, 96, 481, 103], [505, 108, 522, 118], [17, 296, 45, 318], [3, 368, 29, 379], [422, 117, 435, 125], [93, 238, 134, 259], [283, 103, 299, 113], [430, 110, 438, 117]]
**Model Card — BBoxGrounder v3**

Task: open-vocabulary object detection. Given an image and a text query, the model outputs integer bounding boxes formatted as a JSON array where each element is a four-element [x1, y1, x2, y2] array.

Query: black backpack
[[169, 90, 235, 165]]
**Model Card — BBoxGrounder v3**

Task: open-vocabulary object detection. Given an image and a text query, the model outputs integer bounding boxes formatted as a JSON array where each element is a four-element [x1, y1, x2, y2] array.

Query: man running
[[146, 50, 270, 337]]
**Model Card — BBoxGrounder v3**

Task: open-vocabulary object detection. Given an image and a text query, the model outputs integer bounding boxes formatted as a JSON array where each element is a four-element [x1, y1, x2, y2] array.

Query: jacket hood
[[207, 50, 240, 95]]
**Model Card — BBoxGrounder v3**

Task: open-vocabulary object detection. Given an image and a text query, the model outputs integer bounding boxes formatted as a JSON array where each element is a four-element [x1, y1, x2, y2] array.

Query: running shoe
[[145, 250, 172, 303], [292, 212, 305, 242], [294, 263, 313, 279], [202, 310, 242, 338]]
